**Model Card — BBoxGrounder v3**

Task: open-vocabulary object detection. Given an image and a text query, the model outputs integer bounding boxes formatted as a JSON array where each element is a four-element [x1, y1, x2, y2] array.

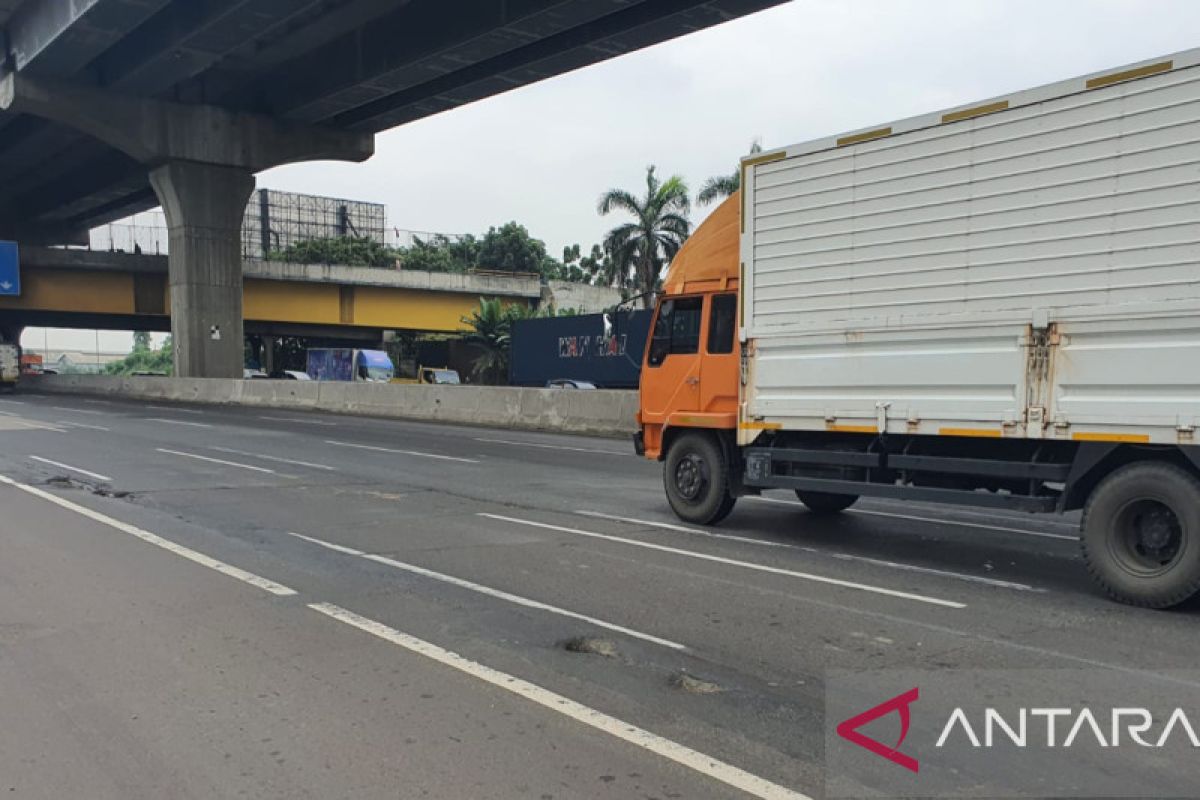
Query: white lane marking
[[259, 415, 338, 427], [0, 416, 65, 432], [210, 447, 334, 472], [29, 455, 112, 482], [871, 500, 1080, 530], [325, 439, 479, 464], [481, 514, 965, 609], [474, 437, 627, 456], [145, 405, 204, 414], [56, 420, 112, 432], [156, 448, 277, 474], [308, 602, 809, 800], [578, 510, 796, 549], [575, 510, 1038, 592], [0, 474, 295, 596], [81, 399, 113, 405], [51, 406, 107, 416], [0, 398, 26, 405], [751, 496, 1078, 542], [145, 418, 214, 429], [286, 531, 685, 651]]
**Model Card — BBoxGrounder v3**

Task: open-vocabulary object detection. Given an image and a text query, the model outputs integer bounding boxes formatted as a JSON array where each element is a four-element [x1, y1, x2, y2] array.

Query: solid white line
[[51, 406, 107, 416], [481, 513, 965, 609], [308, 602, 809, 800], [0, 474, 295, 596], [285, 531, 685, 651], [0, 398, 26, 405], [81, 399, 113, 405], [575, 510, 1038, 592], [751, 497, 1077, 541], [210, 447, 335, 471], [156, 448, 277, 474], [259, 415, 338, 427], [56, 420, 112, 432], [474, 437, 627, 456], [145, 405, 204, 414], [145, 417, 214, 429], [29, 455, 112, 482], [325, 439, 479, 464]]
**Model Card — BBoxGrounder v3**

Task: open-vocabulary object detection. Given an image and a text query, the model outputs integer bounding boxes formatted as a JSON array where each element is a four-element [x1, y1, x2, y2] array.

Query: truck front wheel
[[664, 432, 736, 525], [794, 490, 859, 514], [1081, 461, 1200, 608]]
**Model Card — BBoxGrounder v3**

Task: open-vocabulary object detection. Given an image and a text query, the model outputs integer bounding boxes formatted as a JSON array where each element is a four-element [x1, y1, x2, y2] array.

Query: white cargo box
[[741, 50, 1200, 446]]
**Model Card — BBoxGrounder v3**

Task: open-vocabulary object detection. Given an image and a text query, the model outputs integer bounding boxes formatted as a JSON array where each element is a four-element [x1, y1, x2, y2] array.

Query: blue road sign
[[0, 241, 18, 296]]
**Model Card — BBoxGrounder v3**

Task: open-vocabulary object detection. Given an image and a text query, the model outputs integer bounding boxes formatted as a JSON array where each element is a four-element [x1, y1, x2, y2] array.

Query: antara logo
[[836, 687, 920, 773]]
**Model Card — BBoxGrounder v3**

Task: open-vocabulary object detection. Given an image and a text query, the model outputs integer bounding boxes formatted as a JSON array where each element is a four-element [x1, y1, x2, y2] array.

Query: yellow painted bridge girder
[[0, 268, 532, 333]]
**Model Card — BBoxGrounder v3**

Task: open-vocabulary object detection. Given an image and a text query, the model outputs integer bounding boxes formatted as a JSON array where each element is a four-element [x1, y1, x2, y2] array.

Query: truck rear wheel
[[795, 490, 859, 514], [1081, 461, 1200, 608], [664, 432, 736, 525]]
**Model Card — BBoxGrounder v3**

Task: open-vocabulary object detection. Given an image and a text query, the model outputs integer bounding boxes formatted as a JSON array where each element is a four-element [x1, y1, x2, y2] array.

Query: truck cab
[[637, 193, 744, 519]]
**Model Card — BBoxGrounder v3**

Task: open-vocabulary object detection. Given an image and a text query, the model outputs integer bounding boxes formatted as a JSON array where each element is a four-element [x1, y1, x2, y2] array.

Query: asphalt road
[[1, 391, 1197, 799]]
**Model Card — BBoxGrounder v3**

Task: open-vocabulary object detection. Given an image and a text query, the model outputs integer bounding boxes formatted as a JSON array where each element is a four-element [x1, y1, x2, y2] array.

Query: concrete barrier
[[31, 374, 638, 437]]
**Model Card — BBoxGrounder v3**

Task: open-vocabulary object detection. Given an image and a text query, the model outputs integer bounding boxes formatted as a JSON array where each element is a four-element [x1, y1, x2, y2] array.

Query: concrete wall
[[32, 374, 639, 437], [546, 280, 622, 314]]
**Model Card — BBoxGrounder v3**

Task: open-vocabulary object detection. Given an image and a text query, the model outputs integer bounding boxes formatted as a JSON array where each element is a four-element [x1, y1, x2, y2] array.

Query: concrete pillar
[[150, 162, 255, 379], [262, 336, 276, 376]]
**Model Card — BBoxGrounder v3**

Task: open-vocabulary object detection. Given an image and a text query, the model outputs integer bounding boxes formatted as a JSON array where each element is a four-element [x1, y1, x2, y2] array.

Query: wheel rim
[[1109, 498, 1185, 577], [674, 452, 708, 502]]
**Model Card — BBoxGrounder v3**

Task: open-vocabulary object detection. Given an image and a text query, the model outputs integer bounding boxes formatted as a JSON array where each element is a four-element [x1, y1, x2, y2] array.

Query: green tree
[[105, 335, 172, 375], [132, 331, 152, 353], [268, 236, 396, 268], [460, 297, 514, 384], [397, 234, 479, 273], [479, 222, 551, 275], [598, 165, 691, 307], [697, 140, 763, 205]]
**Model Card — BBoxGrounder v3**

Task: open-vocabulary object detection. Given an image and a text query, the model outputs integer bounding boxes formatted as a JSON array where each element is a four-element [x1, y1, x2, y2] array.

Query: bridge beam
[[0, 73, 375, 377]]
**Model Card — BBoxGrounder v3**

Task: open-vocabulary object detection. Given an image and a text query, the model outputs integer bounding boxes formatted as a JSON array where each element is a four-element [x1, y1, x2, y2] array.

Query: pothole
[[561, 636, 618, 658], [669, 671, 724, 695]]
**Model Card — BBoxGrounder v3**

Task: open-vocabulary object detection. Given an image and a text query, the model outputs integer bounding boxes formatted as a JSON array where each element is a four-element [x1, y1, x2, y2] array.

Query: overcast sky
[[26, 0, 1200, 352]]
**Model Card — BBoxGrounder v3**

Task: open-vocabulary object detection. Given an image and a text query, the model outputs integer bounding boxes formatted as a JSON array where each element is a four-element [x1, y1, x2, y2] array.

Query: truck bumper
[[632, 430, 645, 457]]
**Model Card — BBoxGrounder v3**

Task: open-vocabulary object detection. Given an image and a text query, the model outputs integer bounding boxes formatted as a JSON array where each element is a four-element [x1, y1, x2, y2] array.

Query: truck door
[[699, 293, 739, 414], [641, 296, 703, 420]]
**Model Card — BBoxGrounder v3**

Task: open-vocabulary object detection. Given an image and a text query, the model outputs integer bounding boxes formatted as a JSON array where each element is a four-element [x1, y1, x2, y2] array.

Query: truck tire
[[1080, 461, 1200, 609], [795, 490, 859, 514], [664, 432, 736, 525]]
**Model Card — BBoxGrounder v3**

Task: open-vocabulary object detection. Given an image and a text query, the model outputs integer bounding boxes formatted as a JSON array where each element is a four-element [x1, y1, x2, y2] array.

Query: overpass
[[0, 245, 618, 342], [0, 0, 783, 377]]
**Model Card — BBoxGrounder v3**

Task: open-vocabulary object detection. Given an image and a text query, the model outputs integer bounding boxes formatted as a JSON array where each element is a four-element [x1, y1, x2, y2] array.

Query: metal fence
[[84, 189, 466, 264]]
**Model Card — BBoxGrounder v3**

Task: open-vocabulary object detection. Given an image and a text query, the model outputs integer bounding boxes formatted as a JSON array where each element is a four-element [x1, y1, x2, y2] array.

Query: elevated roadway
[[0, 246, 619, 342], [0, 0, 784, 375]]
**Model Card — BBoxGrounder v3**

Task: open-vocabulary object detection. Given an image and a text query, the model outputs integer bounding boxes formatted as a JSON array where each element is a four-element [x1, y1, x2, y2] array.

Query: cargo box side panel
[[747, 324, 1026, 434], [742, 56, 1200, 437], [746, 63, 1200, 339], [1052, 316, 1200, 441]]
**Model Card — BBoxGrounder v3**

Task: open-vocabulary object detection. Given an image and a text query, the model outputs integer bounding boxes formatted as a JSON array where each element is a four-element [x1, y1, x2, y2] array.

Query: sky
[[24, 0, 1200, 353]]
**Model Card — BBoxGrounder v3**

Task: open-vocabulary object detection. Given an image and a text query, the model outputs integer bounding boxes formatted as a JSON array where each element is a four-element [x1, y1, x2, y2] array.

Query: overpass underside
[[0, 0, 783, 376]]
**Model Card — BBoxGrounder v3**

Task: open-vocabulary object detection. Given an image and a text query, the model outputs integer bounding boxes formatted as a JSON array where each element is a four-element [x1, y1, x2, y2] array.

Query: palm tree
[[461, 297, 512, 384], [598, 165, 691, 308], [698, 140, 763, 205]]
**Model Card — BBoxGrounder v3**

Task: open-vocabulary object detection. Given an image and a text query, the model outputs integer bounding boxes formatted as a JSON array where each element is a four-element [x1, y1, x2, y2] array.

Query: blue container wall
[[509, 310, 652, 389]]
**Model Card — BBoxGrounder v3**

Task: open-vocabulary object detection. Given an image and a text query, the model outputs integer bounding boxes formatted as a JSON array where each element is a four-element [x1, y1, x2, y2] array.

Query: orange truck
[[635, 51, 1200, 608]]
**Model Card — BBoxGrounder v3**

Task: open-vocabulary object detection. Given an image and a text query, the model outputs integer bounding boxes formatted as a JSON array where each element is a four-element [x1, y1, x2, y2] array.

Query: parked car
[[243, 368, 268, 379], [546, 379, 596, 390], [280, 370, 312, 381]]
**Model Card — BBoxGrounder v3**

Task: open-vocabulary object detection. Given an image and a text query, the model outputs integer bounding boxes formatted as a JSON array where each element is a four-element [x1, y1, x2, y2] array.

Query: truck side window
[[708, 293, 737, 354], [648, 297, 703, 366]]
